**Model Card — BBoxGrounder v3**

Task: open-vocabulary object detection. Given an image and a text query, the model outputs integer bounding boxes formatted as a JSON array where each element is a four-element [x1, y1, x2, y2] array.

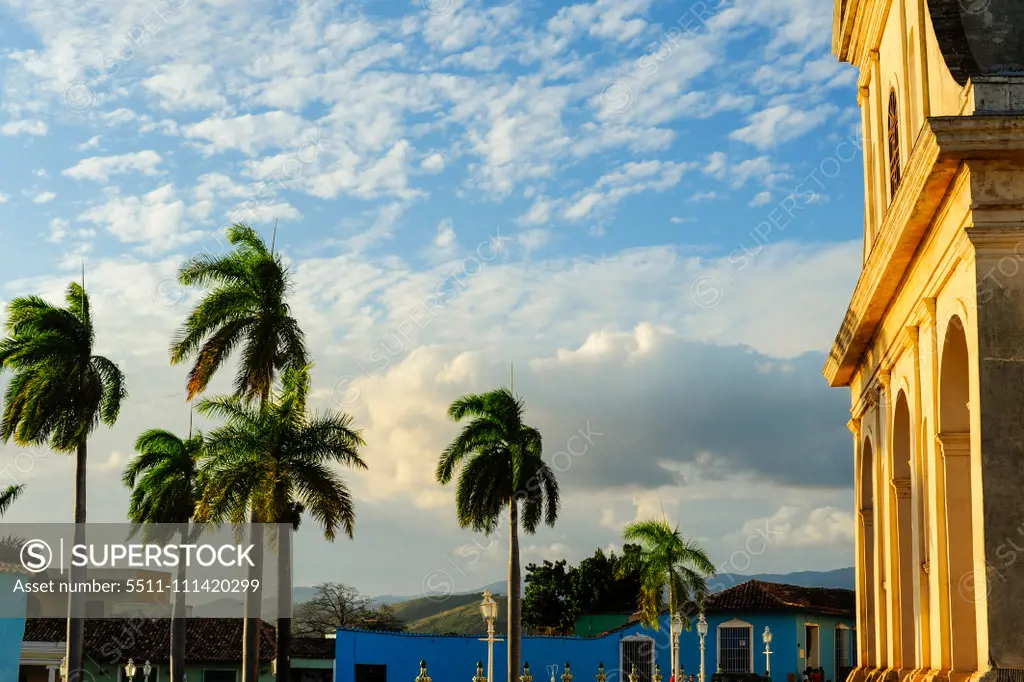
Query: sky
[[0, 0, 866, 599]]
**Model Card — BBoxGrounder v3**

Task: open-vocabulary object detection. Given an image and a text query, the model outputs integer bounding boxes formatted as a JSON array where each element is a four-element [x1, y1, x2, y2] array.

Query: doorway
[[805, 625, 820, 669], [621, 635, 655, 682], [356, 664, 387, 682]]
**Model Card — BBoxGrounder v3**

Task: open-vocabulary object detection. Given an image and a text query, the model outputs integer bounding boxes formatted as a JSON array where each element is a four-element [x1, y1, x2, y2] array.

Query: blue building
[[1, 561, 30, 682], [335, 580, 857, 682]]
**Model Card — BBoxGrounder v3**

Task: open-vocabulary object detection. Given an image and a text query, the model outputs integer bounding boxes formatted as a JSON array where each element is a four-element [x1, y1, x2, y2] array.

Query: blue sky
[[0, 0, 866, 597]]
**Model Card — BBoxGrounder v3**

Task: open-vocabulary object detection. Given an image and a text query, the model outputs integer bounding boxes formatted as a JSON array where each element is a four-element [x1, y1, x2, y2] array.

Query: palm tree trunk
[[66, 440, 87, 682], [276, 525, 292, 682], [170, 524, 189, 682], [508, 498, 521, 682], [243, 509, 264, 682]]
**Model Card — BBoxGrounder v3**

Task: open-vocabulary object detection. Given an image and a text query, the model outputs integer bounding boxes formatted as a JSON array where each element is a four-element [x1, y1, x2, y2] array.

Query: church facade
[[825, 3, 1024, 682]]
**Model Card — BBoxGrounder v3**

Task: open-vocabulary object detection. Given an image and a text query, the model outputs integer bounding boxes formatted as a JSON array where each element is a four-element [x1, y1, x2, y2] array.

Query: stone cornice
[[936, 431, 971, 457], [824, 115, 1024, 388], [860, 508, 874, 526], [966, 224, 1024, 257]]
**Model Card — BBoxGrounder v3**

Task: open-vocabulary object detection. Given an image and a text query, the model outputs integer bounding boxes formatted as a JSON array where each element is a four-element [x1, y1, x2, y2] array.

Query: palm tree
[[195, 364, 366, 682], [436, 387, 560, 682], [0, 484, 24, 516], [170, 223, 307, 682], [122, 428, 205, 682], [618, 519, 716, 679], [0, 282, 127, 679]]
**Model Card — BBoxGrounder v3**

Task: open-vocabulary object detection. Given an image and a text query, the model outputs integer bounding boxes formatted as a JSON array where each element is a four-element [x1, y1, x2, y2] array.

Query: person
[[811, 670, 821, 682]]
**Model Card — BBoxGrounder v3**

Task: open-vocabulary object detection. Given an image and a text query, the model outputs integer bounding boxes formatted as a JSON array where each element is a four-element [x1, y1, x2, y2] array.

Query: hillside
[[405, 594, 508, 635], [391, 591, 485, 623]]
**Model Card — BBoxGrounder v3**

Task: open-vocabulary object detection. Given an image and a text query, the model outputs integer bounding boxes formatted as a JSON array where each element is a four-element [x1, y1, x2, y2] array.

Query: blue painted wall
[[1, 572, 29, 682], [335, 612, 856, 682]]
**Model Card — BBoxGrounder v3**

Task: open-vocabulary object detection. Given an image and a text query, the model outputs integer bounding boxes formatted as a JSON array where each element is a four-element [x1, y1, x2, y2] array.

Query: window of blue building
[[718, 619, 753, 673]]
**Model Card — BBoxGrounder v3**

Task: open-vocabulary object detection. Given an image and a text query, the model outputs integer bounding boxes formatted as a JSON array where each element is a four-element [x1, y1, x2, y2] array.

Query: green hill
[[404, 594, 508, 635], [391, 591, 485, 624]]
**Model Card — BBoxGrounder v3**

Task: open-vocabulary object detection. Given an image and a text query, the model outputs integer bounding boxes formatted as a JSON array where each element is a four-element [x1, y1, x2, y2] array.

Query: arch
[[888, 89, 902, 201], [937, 316, 978, 674], [890, 391, 915, 669], [860, 435, 877, 667]]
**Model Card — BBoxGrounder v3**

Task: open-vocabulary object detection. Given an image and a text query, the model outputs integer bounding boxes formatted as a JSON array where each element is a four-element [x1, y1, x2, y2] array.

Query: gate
[[620, 635, 655, 682]]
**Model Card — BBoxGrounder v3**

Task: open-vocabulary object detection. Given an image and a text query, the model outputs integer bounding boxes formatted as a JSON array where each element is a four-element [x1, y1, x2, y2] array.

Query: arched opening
[[891, 391, 915, 670], [888, 89, 902, 201], [860, 436, 877, 667], [621, 634, 655, 682], [937, 317, 978, 674]]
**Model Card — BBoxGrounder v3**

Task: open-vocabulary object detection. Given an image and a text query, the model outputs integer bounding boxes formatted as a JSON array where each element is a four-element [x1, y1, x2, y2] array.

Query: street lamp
[[125, 660, 137, 682], [762, 627, 773, 678], [697, 614, 708, 682], [479, 590, 503, 682], [671, 613, 684, 682], [143, 662, 152, 682]]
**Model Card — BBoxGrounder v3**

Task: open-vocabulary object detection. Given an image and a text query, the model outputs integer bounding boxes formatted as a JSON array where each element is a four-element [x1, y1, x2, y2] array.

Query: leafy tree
[[170, 223, 308, 682], [195, 364, 366, 682], [122, 429, 205, 682], [619, 519, 716, 677], [0, 484, 23, 517], [0, 282, 127, 680], [293, 583, 405, 636], [522, 559, 572, 633], [436, 387, 560, 682]]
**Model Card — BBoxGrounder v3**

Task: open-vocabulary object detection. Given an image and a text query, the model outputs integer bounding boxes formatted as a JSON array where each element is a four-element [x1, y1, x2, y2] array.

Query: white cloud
[[77, 135, 102, 151], [142, 63, 228, 111], [63, 151, 164, 182], [421, 154, 446, 173], [183, 112, 308, 156], [563, 160, 693, 220], [691, 191, 717, 201], [1, 119, 48, 136], [77, 185, 204, 255], [731, 104, 838, 150], [724, 506, 856, 549], [434, 218, 456, 249], [0, 193, 8, 204], [31, 191, 56, 204], [750, 191, 772, 206]]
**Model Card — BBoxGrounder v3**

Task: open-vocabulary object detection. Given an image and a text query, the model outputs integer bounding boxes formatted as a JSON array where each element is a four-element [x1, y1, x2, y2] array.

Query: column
[[859, 85, 875, 258], [937, 431, 977, 678], [47, 666, 58, 682], [905, 324, 931, 672], [890, 477, 915, 671], [874, 374, 891, 670]]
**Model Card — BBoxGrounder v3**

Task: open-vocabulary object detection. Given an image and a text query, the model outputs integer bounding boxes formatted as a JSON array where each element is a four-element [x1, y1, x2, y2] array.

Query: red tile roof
[[22, 618, 277, 662], [704, 580, 855, 617]]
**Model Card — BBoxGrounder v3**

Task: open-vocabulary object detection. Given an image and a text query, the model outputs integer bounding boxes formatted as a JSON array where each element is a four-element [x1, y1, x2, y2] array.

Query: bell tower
[[826, 3, 1024, 682]]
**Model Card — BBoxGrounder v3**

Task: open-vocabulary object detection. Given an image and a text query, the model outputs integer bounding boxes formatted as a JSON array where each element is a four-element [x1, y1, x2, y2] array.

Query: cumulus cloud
[[63, 151, 164, 182]]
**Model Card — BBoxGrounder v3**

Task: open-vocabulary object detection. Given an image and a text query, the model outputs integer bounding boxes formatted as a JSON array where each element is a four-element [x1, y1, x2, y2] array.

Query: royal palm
[[0, 484, 23, 517], [170, 223, 307, 682], [0, 282, 127, 678], [436, 387, 560, 682], [123, 429, 205, 682], [619, 519, 716, 678], [195, 364, 365, 682]]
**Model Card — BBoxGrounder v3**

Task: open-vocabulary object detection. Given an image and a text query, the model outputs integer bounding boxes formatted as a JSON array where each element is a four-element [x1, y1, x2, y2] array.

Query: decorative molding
[[890, 478, 912, 498], [860, 508, 874, 526], [848, 417, 863, 436], [923, 561, 930, 575], [936, 432, 971, 457], [967, 224, 1024, 258]]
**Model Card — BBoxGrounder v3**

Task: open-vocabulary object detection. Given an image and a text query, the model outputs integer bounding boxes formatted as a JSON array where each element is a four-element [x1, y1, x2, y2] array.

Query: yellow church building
[[825, 2, 1024, 682]]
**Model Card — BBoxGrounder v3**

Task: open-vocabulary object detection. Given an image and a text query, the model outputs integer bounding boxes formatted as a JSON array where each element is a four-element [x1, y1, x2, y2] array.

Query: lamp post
[[762, 627, 773, 679], [143, 662, 152, 682], [125, 660, 137, 682], [671, 613, 684, 682], [479, 590, 503, 682], [697, 614, 708, 682]]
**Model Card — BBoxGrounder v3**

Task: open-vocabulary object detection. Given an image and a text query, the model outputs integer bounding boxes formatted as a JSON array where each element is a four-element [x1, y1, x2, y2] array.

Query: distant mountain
[[371, 580, 507, 606], [373, 568, 854, 606]]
